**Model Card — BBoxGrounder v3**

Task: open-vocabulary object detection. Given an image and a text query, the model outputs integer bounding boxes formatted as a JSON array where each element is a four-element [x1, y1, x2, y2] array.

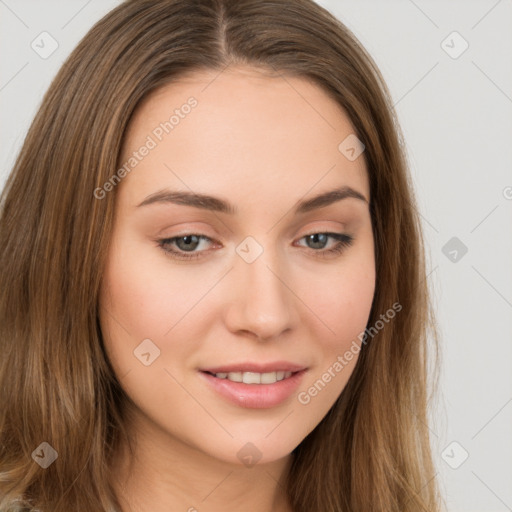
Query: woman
[[0, 0, 441, 510]]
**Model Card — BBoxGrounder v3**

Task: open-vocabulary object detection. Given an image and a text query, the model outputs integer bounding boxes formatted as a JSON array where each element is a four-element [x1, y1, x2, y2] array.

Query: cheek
[[304, 243, 376, 351], [308, 268, 375, 329], [100, 258, 171, 343], [100, 235, 210, 340], [98, 240, 182, 375], [293, 245, 375, 412]]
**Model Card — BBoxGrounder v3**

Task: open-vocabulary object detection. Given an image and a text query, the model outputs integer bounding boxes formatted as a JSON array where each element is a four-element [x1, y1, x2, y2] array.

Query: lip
[[198, 368, 308, 409], [200, 361, 307, 374]]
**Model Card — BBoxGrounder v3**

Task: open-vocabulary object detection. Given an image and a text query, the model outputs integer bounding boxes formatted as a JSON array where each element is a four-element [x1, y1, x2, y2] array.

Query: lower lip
[[199, 370, 307, 409]]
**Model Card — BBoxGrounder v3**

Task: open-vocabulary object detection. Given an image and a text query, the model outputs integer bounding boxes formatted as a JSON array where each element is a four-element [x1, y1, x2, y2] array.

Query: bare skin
[[99, 65, 375, 512]]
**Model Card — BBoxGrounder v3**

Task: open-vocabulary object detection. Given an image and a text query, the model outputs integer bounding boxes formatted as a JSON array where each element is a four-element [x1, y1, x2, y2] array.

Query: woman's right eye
[[157, 234, 214, 261]]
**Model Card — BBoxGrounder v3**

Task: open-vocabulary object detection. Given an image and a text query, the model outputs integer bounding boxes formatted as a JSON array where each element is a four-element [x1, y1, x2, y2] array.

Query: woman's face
[[99, 66, 375, 466]]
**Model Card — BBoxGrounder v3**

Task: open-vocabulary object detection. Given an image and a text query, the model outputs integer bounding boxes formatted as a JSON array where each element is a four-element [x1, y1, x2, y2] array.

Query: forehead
[[118, 66, 369, 207]]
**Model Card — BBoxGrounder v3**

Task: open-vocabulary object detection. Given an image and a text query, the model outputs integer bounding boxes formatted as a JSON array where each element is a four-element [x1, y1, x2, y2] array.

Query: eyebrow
[[137, 185, 368, 214]]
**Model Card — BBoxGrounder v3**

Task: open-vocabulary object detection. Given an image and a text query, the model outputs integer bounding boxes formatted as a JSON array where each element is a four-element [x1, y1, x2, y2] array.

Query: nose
[[223, 245, 298, 342]]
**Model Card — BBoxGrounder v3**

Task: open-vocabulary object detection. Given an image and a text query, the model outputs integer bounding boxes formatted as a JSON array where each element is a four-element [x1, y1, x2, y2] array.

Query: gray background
[[1, 1, 511, 510]]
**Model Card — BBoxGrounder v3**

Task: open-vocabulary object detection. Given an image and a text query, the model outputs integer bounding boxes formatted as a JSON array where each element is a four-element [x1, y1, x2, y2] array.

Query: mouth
[[198, 365, 308, 409]]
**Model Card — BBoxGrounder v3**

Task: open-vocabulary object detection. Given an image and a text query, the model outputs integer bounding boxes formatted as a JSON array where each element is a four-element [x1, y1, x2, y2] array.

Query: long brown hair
[[0, 0, 442, 510]]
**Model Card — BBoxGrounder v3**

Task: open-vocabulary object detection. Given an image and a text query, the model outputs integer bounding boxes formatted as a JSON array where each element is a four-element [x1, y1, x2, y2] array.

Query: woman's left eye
[[295, 232, 354, 257], [157, 232, 354, 261]]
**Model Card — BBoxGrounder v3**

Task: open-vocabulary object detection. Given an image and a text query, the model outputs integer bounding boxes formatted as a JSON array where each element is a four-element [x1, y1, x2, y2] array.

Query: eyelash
[[156, 232, 354, 261]]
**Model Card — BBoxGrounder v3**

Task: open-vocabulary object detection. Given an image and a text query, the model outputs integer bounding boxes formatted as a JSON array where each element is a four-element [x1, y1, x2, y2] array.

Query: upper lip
[[200, 361, 307, 374]]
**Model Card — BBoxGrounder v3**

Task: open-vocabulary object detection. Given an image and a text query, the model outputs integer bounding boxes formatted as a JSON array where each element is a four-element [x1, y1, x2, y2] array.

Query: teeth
[[227, 372, 242, 382], [243, 372, 261, 384], [214, 371, 294, 384]]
